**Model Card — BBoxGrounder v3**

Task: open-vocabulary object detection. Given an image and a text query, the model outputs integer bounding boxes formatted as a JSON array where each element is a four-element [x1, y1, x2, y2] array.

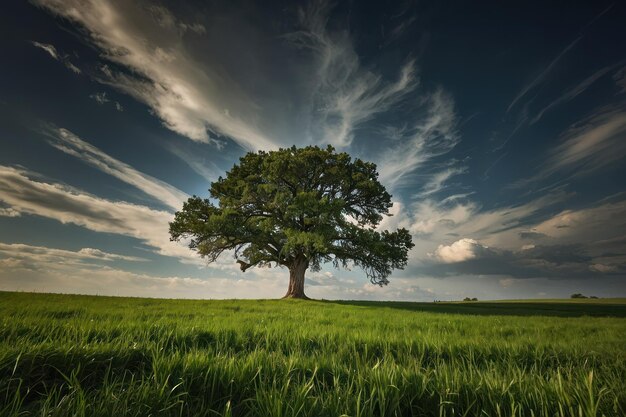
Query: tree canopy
[[169, 145, 414, 298]]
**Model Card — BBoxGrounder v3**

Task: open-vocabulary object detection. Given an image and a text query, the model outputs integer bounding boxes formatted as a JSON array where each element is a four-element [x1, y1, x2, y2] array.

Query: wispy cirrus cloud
[[377, 88, 459, 189], [546, 108, 626, 176], [513, 107, 626, 187], [34, 0, 278, 149], [414, 166, 467, 198], [34, 0, 422, 153], [506, 36, 582, 114], [531, 64, 620, 124], [31, 41, 59, 59], [286, 0, 418, 147], [30, 40, 81, 74], [41, 126, 189, 211]]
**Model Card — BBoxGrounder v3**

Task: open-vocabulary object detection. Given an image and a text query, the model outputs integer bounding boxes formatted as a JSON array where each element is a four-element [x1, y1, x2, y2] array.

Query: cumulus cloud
[[384, 184, 626, 280], [405, 190, 568, 245], [432, 238, 490, 263], [41, 126, 188, 210], [408, 196, 626, 279], [0, 207, 21, 217]]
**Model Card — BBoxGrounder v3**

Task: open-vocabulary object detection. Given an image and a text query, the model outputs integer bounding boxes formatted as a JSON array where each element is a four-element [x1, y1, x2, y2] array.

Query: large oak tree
[[169, 145, 414, 299]]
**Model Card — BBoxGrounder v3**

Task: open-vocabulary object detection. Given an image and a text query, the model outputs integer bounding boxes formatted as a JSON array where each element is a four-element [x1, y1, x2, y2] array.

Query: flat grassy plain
[[0, 292, 625, 416]]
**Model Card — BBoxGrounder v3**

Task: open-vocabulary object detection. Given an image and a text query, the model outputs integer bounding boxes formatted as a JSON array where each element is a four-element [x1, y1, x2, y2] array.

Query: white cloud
[[531, 64, 617, 124], [64, 61, 81, 74], [499, 278, 515, 288], [0, 207, 21, 217], [0, 242, 146, 264], [387, 189, 571, 267], [0, 258, 285, 299], [589, 263, 617, 273], [287, 1, 418, 147], [513, 107, 626, 189], [30, 40, 81, 74], [377, 88, 458, 189], [89, 92, 109, 104], [0, 241, 439, 300], [35, 0, 422, 152], [397, 189, 626, 279], [377, 201, 411, 232], [89, 91, 124, 111], [507, 36, 581, 113], [146, 4, 206, 35], [533, 200, 626, 248], [545, 108, 626, 177], [31, 41, 58, 59], [432, 238, 488, 263], [415, 166, 466, 197], [0, 165, 192, 260], [34, 0, 282, 150], [164, 142, 222, 183], [42, 126, 189, 211]]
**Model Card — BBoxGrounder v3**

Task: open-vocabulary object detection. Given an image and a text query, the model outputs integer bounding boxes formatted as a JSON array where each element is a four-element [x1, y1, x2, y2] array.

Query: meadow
[[0, 291, 625, 417]]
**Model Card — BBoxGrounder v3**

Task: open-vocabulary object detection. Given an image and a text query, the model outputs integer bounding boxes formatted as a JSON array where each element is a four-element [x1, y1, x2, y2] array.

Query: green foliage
[[1, 292, 625, 416], [571, 293, 588, 299], [169, 146, 414, 287]]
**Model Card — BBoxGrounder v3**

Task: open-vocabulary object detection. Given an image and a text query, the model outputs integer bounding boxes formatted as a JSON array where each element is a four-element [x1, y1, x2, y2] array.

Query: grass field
[[1, 291, 625, 416]]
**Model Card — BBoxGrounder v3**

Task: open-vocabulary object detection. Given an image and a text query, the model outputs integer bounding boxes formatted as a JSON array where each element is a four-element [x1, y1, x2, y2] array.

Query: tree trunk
[[283, 257, 309, 299]]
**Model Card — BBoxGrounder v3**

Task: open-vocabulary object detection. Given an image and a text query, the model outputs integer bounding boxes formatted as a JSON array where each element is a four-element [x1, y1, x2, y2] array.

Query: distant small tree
[[471, 297, 478, 301], [170, 145, 414, 299], [570, 293, 587, 299]]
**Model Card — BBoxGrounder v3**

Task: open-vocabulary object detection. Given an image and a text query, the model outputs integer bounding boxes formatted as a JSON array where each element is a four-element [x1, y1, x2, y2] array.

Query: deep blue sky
[[1, 0, 625, 300]]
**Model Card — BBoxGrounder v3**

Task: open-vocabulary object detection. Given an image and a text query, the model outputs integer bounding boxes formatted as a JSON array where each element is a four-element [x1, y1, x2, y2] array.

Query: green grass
[[0, 291, 625, 416]]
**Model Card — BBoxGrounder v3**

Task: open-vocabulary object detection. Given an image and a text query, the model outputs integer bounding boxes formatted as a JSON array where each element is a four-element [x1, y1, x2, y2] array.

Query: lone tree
[[169, 145, 414, 299]]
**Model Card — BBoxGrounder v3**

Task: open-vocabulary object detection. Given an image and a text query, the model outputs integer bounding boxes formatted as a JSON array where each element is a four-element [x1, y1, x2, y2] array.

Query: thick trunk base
[[283, 257, 309, 299], [282, 292, 310, 300]]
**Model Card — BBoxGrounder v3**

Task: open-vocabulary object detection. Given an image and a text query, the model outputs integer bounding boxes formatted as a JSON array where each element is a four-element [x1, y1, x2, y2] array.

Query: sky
[[1, 0, 625, 301]]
